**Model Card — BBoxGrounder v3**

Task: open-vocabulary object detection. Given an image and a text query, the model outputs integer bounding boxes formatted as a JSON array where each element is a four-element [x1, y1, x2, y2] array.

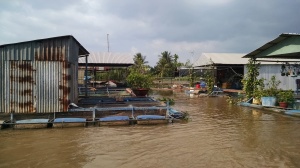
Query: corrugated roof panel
[[78, 52, 134, 65], [193, 53, 248, 67], [193, 52, 300, 67], [244, 33, 300, 59]]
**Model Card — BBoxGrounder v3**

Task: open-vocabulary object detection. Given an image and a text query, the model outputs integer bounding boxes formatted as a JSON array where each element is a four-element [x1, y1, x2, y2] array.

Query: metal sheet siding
[[244, 64, 299, 91], [0, 36, 80, 113]]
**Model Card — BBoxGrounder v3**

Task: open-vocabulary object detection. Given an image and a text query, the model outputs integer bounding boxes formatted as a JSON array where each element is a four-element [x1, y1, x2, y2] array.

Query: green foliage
[[153, 51, 183, 78], [252, 78, 265, 99], [251, 75, 281, 99], [277, 90, 295, 103], [242, 58, 261, 99], [126, 53, 153, 89], [263, 76, 281, 97], [96, 68, 128, 81], [157, 97, 175, 105], [126, 70, 153, 89], [226, 92, 246, 105]]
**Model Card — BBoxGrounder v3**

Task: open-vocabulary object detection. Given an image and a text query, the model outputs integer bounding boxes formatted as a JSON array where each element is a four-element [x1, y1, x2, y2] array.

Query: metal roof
[[0, 35, 89, 56], [243, 33, 300, 59], [193, 52, 300, 67], [193, 53, 248, 67], [78, 52, 134, 67]]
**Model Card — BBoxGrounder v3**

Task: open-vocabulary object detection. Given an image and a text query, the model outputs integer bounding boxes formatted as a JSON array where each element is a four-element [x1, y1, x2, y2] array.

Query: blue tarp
[[16, 119, 49, 124], [123, 97, 155, 102], [99, 116, 129, 121], [136, 115, 165, 120], [53, 118, 86, 123], [285, 110, 300, 116]]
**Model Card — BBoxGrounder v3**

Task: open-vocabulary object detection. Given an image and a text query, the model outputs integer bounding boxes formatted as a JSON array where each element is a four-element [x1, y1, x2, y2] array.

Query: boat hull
[[137, 119, 168, 125], [14, 119, 50, 129], [99, 120, 130, 126], [53, 118, 86, 128], [98, 116, 130, 126], [136, 115, 168, 125], [52, 122, 86, 128]]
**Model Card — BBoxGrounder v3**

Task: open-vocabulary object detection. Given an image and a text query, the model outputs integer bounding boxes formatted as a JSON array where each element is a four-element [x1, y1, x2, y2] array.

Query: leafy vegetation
[[126, 53, 153, 89], [242, 58, 261, 99], [277, 90, 295, 103], [152, 51, 183, 78], [157, 97, 175, 105]]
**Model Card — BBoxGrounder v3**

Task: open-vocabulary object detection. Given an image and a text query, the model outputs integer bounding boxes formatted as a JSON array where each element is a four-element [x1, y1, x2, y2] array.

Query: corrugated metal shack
[[0, 35, 89, 113]]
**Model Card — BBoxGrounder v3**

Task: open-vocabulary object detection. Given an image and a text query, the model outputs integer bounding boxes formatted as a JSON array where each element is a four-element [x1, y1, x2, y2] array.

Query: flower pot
[[132, 88, 149, 97], [261, 97, 276, 107], [279, 102, 288, 108], [252, 98, 261, 105]]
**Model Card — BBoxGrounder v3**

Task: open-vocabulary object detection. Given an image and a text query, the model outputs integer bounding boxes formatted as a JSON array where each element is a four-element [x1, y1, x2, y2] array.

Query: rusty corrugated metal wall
[[0, 36, 85, 113]]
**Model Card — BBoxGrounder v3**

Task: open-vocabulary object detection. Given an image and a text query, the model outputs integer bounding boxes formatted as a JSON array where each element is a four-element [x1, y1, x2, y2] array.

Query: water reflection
[[1, 92, 300, 167]]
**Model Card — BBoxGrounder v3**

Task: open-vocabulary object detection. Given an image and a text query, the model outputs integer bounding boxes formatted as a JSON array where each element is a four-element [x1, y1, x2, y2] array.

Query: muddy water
[[1, 91, 300, 168]]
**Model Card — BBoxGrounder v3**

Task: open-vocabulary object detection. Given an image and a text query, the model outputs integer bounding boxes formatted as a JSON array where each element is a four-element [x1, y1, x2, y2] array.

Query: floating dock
[[0, 97, 187, 129], [14, 119, 50, 129]]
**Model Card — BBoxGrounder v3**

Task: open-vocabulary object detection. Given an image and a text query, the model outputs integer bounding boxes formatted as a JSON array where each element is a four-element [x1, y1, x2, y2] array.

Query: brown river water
[[1, 91, 300, 168]]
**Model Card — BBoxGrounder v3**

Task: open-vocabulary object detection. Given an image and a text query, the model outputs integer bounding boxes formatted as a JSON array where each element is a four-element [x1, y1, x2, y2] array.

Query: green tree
[[242, 58, 261, 99], [126, 53, 153, 89]]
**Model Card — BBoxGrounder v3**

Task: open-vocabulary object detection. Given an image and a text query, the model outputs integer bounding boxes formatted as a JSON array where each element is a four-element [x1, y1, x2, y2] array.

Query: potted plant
[[252, 78, 265, 105], [277, 90, 295, 108], [260, 76, 281, 107], [126, 53, 153, 97]]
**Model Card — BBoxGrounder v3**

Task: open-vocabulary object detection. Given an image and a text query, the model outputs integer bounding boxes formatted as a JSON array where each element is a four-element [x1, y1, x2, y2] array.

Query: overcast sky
[[1, 0, 300, 66]]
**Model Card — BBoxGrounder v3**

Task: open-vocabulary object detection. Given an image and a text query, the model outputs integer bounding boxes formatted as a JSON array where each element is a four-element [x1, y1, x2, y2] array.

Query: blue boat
[[136, 115, 168, 125], [98, 116, 130, 126], [14, 119, 50, 129], [53, 118, 86, 128]]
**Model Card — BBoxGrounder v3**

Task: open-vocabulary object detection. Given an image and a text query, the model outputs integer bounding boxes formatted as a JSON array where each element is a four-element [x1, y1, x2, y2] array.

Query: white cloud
[[1, 0, 300, 66]]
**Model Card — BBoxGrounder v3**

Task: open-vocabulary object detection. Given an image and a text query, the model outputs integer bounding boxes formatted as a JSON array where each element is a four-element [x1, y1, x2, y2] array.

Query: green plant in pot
[[260, 76, 281, 107], [252, 78, 265, 104], [277, 90, 295, 108], [126, 53, 153, 97]]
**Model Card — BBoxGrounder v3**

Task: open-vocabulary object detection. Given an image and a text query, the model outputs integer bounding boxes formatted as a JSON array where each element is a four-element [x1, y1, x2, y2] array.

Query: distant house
[[78, 52, 134, 84], [0, 35, 89, 113], [193, 53, 298, 90]]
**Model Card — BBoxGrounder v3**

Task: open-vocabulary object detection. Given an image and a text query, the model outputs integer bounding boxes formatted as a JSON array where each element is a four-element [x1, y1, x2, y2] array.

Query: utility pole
[[107, 34, 110, 52]]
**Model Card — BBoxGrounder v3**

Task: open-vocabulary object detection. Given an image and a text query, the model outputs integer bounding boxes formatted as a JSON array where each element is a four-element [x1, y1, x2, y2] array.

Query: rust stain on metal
[[18, 62, 33, 71], [35, 51, 40, 60], [35, 45, 66, 61], [10, 76, 15, 82], [19, 101, 35, 113], [18, 75, 34, 83], [59, 85, 71, 95], [63, 74, 71, 81], [10, 61, 17, 69], [10, 102, 15, 113], [62, 62, 70, 69], [20, 89, 32, 96], [62, 99, 70, 111]]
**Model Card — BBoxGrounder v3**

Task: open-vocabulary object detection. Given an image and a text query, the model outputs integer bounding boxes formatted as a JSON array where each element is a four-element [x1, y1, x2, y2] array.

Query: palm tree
[[132, 53, 149, 73], [157, 51, 174, 77]]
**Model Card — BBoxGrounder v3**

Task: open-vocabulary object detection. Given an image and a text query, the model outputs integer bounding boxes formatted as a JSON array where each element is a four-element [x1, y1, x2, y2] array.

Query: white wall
[[244, 64, 300, 91]]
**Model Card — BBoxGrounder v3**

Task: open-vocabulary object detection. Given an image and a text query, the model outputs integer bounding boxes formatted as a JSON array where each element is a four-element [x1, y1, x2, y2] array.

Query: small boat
[[52, 118, 86, 128], [14, 119, 50, 129], [169, 108, 185, 119], [136, 115, 168, 125], [98, 116, 130, 126]]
